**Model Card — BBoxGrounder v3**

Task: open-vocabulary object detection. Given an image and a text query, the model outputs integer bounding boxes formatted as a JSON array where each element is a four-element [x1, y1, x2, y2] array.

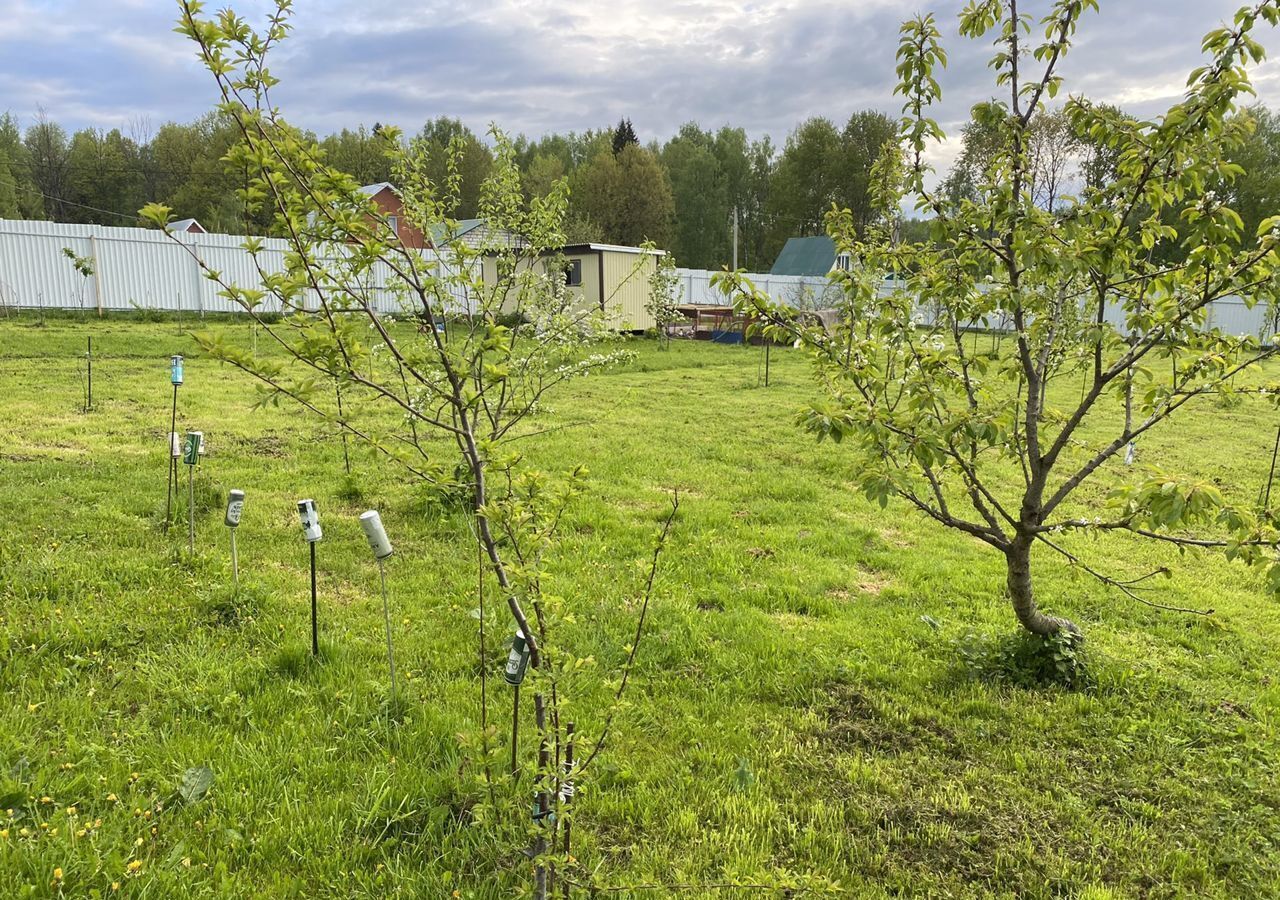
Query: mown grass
[[1, 315, 1278, 898]]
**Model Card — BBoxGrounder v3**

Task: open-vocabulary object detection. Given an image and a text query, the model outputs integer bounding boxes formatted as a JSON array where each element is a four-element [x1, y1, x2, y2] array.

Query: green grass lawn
[[1, 315, 1278, 898]]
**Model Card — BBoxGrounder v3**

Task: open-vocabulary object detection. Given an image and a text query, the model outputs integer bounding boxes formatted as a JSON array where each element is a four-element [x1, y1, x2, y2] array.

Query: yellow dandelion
[[111, 883, 120, 891], [126, 860, 143, 874], [0, 829, 8, 839], [53, 867, 63, 881], [106, 794, 117, 803]]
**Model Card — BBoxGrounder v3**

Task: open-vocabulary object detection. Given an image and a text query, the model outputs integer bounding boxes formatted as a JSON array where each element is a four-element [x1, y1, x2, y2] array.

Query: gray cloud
[[2, 0, 1278, 168]]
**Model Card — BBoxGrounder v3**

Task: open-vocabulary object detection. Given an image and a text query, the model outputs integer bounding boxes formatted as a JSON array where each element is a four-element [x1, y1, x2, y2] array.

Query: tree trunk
[[1005, 536, 1081, 636]]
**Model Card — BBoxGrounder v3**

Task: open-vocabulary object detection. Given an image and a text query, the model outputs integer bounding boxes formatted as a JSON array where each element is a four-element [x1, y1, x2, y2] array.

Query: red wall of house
[[368, 187, 428, 249]]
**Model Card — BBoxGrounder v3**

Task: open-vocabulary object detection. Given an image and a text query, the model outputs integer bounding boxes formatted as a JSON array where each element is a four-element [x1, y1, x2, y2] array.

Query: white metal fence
[[0, 219, 464, 316], [676, 264, 1273, 341], [674, 267, 840, 308], [2, 220, 1273, 340]]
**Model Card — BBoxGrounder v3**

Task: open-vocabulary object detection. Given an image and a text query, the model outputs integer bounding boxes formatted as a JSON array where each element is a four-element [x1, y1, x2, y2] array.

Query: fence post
[[189, 235, 204, 317], [88, 233, 106, 317]]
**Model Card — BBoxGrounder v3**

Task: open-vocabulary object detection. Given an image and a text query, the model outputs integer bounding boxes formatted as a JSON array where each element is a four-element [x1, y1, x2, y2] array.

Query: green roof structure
[[429, 219, 485, 247], [769, 235, 837, 276]]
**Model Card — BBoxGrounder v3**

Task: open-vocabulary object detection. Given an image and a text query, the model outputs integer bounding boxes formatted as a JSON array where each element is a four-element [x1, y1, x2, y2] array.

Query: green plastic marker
[[183, 431, 203, 466]]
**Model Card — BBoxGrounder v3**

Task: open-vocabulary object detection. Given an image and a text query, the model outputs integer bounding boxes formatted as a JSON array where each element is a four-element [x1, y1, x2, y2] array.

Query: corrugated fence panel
[[0, 219, 463, 317], [2, 222, 1269, 339], [674, 268, 838, 307], [676, 264, 1272, 341]]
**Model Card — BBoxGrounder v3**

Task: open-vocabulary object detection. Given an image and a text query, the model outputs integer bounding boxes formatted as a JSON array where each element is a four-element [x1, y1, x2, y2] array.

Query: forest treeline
[[2, 106, 1278, 270]]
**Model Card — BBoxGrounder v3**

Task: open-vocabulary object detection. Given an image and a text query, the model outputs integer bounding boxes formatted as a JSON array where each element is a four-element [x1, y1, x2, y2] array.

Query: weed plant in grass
[[1, 317, 1279, 897]]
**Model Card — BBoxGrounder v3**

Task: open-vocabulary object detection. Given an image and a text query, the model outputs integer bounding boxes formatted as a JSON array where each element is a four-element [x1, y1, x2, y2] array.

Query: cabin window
[[564, 258, 583, 287], [386, 215, 399, 236], [834, 253, 852, 272]]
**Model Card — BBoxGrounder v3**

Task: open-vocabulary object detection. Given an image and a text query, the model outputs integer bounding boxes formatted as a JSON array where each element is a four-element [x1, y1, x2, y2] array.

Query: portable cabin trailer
[[482, 243, 664, 331]]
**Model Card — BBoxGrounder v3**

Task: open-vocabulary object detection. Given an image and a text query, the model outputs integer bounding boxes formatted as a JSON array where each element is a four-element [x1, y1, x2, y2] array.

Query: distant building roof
[[169, 218, 206, 234], [770, 235, 836, 276], [562, 243, 665, 256], [429, 218, 485, 246], [357, 183, 397, 198]]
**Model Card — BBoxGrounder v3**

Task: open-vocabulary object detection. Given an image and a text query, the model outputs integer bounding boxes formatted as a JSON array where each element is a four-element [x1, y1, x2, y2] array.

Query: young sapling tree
[[156, 3, 675, 891], [719, 0, 1280, 640], [644, 243, 683, 348], [61, 247, 94, 315]]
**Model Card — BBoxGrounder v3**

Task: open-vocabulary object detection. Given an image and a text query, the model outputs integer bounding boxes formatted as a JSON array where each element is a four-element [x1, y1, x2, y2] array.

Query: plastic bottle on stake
[[226, 490, 244, 593], [505, 630, 531, 686], [183, 431, 202, 555], [298, 499, 322, 656], [359, 511, 393, 560], [225, 490, 244, 528], [361, 510, 399, 705], [182, 431, 203, 466], [170, 355, 184, 386], [297, 499, 322, 543]]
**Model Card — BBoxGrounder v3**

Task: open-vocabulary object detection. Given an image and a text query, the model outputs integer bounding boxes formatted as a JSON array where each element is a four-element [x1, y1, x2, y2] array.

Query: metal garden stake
[[1265, 422, 1280, 509], [359, 510, 398, 701], [183, 431, 202, 554], [297, 499, 323, 656], [85, 337, 92, 412], [225, 490, 245, 593], [165, 355, 183, 530]]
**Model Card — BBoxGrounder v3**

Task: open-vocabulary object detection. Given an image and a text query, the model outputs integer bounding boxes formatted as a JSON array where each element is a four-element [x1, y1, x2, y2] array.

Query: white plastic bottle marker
[[359, 510, 393, 560], [225, 490, 245, 528], [169, 432, 181, 458], [297, 499, 323, 543]]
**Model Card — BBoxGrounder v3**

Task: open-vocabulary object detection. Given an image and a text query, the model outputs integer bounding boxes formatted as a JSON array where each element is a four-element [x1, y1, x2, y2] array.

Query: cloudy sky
[[3, 0, 1279, 169]]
